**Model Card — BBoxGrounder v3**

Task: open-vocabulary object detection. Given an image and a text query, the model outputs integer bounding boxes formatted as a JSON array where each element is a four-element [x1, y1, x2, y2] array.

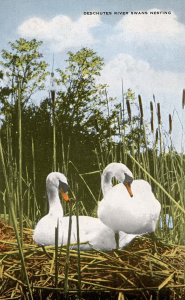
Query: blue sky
[[1, 0, 185, 151]]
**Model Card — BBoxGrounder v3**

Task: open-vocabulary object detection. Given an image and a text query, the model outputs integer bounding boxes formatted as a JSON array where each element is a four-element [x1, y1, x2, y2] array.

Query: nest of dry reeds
[[0, 220, 185, 300]]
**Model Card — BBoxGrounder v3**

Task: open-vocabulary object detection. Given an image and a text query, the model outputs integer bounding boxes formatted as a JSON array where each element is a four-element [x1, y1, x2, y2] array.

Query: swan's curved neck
[[47, 187, 64, 216], [101, 171, 113, 196], [101, 163, 133, 197]]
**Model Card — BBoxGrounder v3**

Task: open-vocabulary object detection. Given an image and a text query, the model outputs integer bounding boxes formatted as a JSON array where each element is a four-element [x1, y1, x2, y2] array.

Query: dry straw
[[0, 223, 185, 299]]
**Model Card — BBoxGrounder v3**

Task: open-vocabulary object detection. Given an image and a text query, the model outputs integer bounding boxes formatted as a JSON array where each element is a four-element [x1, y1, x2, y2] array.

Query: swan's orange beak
[[124, 182, 133, 197], [60, 191, 69, 202]]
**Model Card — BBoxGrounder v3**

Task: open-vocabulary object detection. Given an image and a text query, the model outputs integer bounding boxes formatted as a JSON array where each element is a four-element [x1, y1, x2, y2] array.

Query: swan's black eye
[[124, 173, 133, 184], [59, 180, 68, 193]]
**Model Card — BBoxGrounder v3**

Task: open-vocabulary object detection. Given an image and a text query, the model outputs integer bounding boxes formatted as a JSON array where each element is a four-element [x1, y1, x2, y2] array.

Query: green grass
[[1, 96, 185, 245], [0, 88, 185, 299]]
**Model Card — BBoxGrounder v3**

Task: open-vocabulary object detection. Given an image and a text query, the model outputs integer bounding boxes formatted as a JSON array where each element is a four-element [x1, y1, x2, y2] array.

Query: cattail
[[126, 99, 132, 122], [51, 90, 55, 103], [169, 114, 172, 134], [94, 118, 99, 133], [117, 116, 121, 135], [138, 95, 143, 125], [150, 101, 154, 133], [155, 128, 159, 144], [151, 115, 154, 133], [119, 103, 122, 121], [150, 101, 153, 113], [157, 103, 161, 125], [182, 89, 185, 109]]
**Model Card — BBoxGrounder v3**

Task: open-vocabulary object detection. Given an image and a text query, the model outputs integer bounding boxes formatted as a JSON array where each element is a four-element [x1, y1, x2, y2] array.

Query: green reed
[[0, 138, 33, 299], [64, 200, 72, 294], [17, 82, 23, 245], [0, 79, 185, 257]]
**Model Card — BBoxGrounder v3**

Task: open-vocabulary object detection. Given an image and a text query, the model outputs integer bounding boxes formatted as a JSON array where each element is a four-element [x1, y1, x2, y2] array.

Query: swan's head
[[102, 162, 134, 197], [114, 164, 133, 197], [123, 173, 133, 197], [46, 172, 69, 201]]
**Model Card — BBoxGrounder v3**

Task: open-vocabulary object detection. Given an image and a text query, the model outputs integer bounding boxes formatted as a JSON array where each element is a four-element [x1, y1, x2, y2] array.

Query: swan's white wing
[[98, 180, 161, 234], [60, 216, 116, 250], [119, 231, 139, 248], [33, 214, 63, 246]]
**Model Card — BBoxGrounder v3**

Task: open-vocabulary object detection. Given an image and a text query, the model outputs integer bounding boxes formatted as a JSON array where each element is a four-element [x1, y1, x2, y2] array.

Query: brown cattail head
[[126, 99, 132, 122], [155, 128, 159, 144], [51, 90, 55, 104], [150, 101, 154, 133], [169, 114, 172, 134], [119, 103, 122, 120], [150, 101, 153, 113], [138, 95, 143, 125], [117, 116, 121, 135], [182, 89, 185, 109], [151, 115, 154, 133], [157, 103, 161, 125]]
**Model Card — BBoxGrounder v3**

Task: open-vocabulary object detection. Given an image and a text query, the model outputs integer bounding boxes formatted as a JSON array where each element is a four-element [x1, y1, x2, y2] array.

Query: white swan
[[33, 172, 119, 250], [98, 162, 161, 235]]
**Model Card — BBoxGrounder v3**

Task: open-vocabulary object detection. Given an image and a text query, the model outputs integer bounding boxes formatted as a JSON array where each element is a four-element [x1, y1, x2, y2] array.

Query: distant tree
[[53, 48, 118, 171], [0, 38, 48, 106], [0, 39, 49, 180], [56, 48, 115, 136]]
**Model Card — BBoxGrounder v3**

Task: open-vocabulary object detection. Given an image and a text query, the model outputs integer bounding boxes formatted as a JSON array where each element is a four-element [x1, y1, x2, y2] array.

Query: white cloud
[[18, 15, 101, 52], [111, 9, 185, 44], [101, 53, 184, 111], [100, 53, 185, 151]]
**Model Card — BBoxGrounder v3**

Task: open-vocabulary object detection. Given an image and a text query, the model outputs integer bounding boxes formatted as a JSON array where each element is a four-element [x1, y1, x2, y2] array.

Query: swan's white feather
[[33, 215, 117, 250], [33, 171, 139, 250], [98, 179, 161, 234], [33, 172, 136, 250]]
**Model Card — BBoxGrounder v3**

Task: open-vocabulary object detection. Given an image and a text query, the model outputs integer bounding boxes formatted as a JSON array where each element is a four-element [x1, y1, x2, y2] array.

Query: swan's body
[[34, 214, 117, 250], [33, 172, 131, 250], [98, 163, 161, 234]]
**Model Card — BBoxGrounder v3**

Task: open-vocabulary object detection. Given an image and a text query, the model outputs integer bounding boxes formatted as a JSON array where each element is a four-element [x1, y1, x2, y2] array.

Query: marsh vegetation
[[0, 39, 184, 299]]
